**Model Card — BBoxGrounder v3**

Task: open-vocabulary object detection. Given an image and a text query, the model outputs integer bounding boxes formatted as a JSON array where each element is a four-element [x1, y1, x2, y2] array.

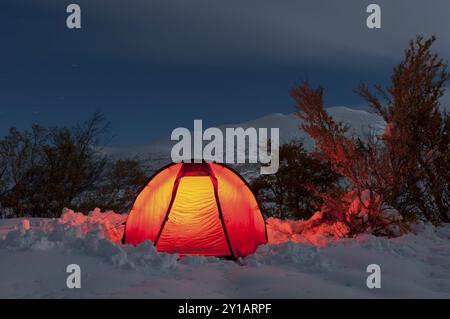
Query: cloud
[[10, 0, 450, 70]]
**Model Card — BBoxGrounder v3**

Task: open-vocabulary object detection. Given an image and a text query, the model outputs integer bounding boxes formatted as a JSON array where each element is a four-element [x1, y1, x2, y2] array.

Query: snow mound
[[1, 210, 450, 298], [0, 205, 404, 259], [0, 209, 178, 270], [267, 216, 350, 247], [0, 207, 443, 271], [246, 242, 334, 272], [0, 208, 352, 271], [267, 190, 405, 248]]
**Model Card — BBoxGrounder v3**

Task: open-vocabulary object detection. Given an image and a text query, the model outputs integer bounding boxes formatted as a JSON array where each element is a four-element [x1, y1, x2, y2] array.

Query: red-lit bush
[[292, 36, 450, 229]]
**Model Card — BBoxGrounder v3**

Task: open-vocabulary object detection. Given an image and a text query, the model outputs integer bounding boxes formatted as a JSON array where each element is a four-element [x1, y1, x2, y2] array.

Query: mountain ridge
[[104, 106, 385, 161]]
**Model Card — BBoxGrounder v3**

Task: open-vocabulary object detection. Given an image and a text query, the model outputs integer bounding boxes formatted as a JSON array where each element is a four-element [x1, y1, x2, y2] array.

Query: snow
[[100, 107, 386, 181], [103, 106, 385, 162], [1, 209, 450, 298]]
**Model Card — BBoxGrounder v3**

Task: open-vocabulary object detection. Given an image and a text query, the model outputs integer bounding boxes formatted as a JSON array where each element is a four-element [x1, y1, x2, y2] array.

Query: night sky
[[1, 0, 450, 144]]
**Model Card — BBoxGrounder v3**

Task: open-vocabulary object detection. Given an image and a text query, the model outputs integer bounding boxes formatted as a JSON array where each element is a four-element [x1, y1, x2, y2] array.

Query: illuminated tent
[[123, 162, 267, 258]]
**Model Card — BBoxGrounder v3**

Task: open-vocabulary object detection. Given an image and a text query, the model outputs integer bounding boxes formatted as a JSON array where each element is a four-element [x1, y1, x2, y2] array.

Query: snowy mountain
[[104, 107, 385, 166]]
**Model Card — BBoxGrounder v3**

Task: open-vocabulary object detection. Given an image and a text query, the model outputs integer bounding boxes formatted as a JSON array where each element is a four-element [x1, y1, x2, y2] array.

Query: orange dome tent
[[123, 162, 267, 258]]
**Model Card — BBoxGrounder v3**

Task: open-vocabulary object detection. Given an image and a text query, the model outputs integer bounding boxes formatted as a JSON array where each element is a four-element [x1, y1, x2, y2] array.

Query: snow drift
[[1, 209, 450, 298]]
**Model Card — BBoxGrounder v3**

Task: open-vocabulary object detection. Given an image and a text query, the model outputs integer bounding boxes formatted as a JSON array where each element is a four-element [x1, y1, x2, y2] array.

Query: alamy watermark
[[66, 264, 81, 289], [66, 4, 81, 29], [366, 264, 381, 289], [65, 4, 381, 30], [366, 4, 381, 29], [171, 120, 280, 175]]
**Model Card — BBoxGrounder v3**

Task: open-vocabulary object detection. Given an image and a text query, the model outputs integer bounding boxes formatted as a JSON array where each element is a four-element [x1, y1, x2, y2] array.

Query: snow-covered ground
[[1, 209, 449, 299]]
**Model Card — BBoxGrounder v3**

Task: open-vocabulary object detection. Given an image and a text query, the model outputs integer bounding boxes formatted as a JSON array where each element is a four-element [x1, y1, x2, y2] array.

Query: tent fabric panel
[[124, 164, 182, 245], [156, 176, 230, 256], [211, 164, 266, 257]]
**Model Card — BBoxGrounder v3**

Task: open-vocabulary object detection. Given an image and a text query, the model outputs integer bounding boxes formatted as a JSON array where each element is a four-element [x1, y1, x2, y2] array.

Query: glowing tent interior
[[123, 162, 267, 258]]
